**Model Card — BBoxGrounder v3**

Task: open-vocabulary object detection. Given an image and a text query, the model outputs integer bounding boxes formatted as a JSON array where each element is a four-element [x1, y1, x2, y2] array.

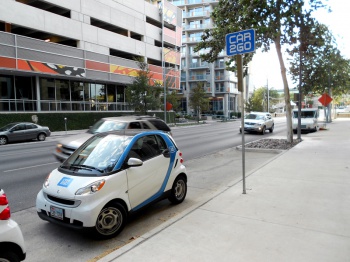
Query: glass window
[[56, 79, 70, 110], [40, 78, 55, 100], [40, 78, 56, 111], [129, 136, 157, 161], [116, 86, 125, 103], [128, 122, 142, 129]]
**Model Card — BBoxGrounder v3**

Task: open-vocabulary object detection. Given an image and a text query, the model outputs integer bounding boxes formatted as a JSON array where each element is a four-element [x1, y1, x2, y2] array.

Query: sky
[[249, 0, 350, 91]]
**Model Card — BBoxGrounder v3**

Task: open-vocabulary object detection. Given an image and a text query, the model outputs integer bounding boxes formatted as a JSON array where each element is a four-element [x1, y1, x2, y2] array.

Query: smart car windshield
[[88, 119, 127, 134], [62, 134, 132, 175]]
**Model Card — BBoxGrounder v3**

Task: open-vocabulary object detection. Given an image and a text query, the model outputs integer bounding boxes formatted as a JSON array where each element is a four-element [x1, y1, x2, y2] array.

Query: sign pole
[[237, 54, 246, 194], [226, 29, 255, 195]]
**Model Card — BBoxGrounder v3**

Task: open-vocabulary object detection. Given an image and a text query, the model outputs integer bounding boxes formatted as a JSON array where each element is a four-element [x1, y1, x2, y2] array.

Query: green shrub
[[0, 111, 174, 131]]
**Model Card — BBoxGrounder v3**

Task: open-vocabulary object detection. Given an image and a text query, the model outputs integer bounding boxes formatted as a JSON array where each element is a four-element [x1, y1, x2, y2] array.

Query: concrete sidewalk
[[99, 119, 350, 262]]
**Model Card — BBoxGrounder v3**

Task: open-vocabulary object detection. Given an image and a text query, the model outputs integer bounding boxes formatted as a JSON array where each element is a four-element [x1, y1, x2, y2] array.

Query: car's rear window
[[148, 119, 171, 132]]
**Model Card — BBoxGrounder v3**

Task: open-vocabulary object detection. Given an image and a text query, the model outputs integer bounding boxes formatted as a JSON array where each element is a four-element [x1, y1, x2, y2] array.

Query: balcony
[[189, 62, 209, 69], [183, 10, 210, 18], [188, 74, 207, 81], [172, 0, 219, 7], [184, 23, 213, 31], [183, 36, 202, 43]]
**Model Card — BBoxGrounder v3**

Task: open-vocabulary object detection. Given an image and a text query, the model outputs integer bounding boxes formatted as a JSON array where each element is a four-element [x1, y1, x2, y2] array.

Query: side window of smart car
[[128, 136, 156, 161]]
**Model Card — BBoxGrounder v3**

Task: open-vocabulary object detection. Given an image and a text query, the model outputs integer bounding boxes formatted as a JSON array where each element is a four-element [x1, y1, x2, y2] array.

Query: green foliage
[[245, 87, 281, 112], [189, 82, 210, 122], [0, 112, 174, 131], [195, 0, 328, 142], [166, 90, 181, 112], [288, 21, 350, 97], [125, 58, 162, 114]]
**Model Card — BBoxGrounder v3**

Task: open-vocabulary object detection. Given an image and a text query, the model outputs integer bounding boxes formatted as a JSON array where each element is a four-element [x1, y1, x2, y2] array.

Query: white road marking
[[3, 162, 59, 172]]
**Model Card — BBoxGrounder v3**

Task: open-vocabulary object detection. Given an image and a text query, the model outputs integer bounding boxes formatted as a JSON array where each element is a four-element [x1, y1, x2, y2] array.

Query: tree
[[288, 21, 350, 97], [246, 87, 280, 112], [166, 90, 181, 113], [125, 58, 162, 114], [195, 0, 327, 143], [189, 82, 210, 122]]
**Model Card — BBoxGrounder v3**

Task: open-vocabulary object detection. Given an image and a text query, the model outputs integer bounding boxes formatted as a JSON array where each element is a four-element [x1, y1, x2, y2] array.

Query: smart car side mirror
[[162, 149, 170, 158], [127, 157, 143, 167]]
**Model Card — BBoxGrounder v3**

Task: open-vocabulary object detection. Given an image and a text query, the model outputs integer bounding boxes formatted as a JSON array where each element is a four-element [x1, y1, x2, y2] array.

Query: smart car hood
[[43, 169, 104, 198], [59, 133, 93, 149]]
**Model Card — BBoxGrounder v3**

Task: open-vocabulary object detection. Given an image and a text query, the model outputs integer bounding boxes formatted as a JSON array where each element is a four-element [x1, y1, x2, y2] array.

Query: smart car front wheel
[[93, 203, 126, 239], [0, 250, 21, 262], [168, 175, 187, 204]]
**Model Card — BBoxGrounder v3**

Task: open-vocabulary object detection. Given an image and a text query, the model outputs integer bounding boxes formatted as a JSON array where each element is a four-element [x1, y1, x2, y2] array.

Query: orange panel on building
[[0, 56, 16, 69]]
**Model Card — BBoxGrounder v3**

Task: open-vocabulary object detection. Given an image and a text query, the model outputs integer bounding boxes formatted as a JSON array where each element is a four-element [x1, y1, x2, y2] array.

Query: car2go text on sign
[[226, 29, 255, 56]]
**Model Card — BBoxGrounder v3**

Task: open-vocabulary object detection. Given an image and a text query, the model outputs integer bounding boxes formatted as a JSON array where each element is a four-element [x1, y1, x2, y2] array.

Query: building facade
[[168, 0, 239, 116], [0, 0, 182, 113]]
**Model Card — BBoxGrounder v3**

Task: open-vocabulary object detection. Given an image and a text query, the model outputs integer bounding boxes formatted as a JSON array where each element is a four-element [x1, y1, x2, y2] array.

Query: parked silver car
[[53, 116, 172, 162], [239, 112, 274, 135], [0, 122, 51, 145]]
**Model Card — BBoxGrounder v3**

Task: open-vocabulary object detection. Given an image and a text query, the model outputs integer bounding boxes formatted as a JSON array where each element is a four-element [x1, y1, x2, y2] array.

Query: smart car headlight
[[44, 173, 51, 188], [75, 179, 105, 195]]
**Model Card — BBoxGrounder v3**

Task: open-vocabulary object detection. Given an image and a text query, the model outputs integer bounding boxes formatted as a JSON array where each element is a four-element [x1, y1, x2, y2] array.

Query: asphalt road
[[1, 119, 287, 262]]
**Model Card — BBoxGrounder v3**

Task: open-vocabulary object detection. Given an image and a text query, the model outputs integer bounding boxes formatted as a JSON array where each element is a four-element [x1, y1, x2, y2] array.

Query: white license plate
[[50, 206, 64, 220]]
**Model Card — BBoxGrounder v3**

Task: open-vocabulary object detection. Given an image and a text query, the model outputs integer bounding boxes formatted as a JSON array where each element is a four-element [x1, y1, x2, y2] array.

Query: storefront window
[[56, 79, 70, 110], [15, 76, 36, 111], [40, 78, 56, 111]]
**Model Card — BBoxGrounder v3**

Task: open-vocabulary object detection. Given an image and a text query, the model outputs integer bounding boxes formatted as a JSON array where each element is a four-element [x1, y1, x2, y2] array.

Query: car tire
[[37, 133, 46, 141], [92, 202, 127, 239], [168, 175, 187, 204], [261, 126, 266, 135], [0, 251, 21, 262], [0, 136, 8, 145], [269, 124, 274, 133]]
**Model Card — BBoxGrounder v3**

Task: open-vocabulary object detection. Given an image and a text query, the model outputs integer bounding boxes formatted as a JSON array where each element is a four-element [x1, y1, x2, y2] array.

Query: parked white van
[[292, 108, 319, 133]]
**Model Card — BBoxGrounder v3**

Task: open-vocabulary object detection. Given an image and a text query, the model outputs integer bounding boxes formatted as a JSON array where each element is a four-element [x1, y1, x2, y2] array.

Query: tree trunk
[[274, 35, 293, 143]]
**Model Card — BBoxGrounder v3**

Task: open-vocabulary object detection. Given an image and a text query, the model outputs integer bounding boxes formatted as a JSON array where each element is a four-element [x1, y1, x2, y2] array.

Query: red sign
[[166, 102, 173, 111], [318, 93, 333, 106]]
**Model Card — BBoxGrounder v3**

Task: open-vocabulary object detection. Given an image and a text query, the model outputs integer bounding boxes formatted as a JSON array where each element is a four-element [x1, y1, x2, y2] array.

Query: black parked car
[[0, 122, 51, 145]]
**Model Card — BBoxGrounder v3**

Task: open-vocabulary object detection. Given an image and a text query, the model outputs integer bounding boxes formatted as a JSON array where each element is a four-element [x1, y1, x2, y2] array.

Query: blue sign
[[226, 29, 255, 56]]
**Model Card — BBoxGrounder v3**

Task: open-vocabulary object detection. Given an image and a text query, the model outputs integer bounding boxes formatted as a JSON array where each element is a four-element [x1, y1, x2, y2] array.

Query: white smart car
[[36, 130, 187, 239]]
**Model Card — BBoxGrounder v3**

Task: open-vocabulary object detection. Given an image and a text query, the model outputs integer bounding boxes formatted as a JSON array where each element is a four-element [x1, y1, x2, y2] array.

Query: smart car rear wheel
[[169, 175, 187, 204], [94, 203, 126, 239], [0, 251, 20, 262], [0, 136, 7, 145], [37, 133, 46, 141]]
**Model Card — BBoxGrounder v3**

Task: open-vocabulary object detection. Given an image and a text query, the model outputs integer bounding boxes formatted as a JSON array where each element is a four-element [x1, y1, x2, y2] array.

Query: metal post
[[64, 118, 67, 135], [161, 0, 166, 123], [237, 54, 246, 194], [297, 44, 302, 140]]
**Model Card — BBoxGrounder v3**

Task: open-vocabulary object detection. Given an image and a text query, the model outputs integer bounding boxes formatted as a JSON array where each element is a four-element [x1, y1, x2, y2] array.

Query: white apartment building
[[0, 0, 182, 113], [168, 0, 239, 116]]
